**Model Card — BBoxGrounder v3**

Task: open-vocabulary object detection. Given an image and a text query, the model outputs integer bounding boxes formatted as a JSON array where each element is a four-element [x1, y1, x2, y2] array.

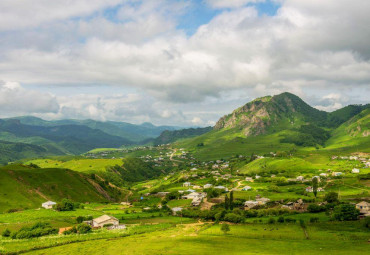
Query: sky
[[0, 0, 369, 126]]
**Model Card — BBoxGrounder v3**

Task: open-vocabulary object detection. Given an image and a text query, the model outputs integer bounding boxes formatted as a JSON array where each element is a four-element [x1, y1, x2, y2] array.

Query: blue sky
[[0, 0, 369, 126]]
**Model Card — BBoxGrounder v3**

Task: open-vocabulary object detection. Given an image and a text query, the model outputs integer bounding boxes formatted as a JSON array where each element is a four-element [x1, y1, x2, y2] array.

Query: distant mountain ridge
[[153, 126, 213, 145]]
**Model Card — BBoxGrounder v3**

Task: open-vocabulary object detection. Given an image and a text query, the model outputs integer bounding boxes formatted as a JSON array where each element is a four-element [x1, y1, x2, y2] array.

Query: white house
[[183, 182, 191, 187], [242, 186, 252, 191], [171, 207, 183, 215], [245, 177, 253, 182], [204, 184, 213, 189], [214, 186, 229, 192], [319, 173, 328, 177], [352, 168, 360, 173], [92, 215, 119, 228], [296, 176, 304, 181], [332, 172, 343, 177], [356, 201, 370, 216], [42, 201, 56, 209], [244, 201, 259, 209]]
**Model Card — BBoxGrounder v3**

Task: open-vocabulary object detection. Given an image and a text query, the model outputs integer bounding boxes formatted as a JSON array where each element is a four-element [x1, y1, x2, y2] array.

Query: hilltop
[[176, 92, 369, 160]]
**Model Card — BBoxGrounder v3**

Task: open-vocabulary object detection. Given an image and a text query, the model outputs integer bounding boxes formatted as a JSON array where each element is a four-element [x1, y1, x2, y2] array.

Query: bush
[[324, 192, 339, 203], [76, 223, 92, 234], [285, 218, 296, 223], [2, 228, 11, 237], [267, 218, 275, 224], [277, 216, 285, 223], [299, 219, 306, 228], [333, 204, 360, 221], [55, 199, 75, 211], [308, 204, 325, 213], [221, 223, 230, 234], [76, 216, 85, 223], [224, 213, 243, 223], [11, 222, 58, 239], [363, 217, 370, 229], [309, 217, 319, 223]]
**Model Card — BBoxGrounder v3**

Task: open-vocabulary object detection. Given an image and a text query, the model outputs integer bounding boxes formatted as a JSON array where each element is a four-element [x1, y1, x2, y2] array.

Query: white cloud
[[0, 80, 59, 115], [206, 0, 265, 9], [0, 0, 369, 124]]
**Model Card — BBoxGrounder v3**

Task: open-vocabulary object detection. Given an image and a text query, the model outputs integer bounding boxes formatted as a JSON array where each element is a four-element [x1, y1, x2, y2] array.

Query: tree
[[224, 194, 229, 210], [312, 177, 318, 198], [324, 192, 339, 203], [333, 204, 360, 221], [76, 223, 92, 234], [76, 216, 85, 223], [2, 228, 11, 237], [224, 213, 243, 223], [229, 191, 234, 210], [277, 216, 285, 223], [56, 199, 75, 211], [221, 223, 230, 235]]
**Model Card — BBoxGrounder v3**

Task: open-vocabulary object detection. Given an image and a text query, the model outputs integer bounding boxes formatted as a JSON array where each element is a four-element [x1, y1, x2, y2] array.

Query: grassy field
[[24, 158, 124, 173], [20, 221, 369, 255]]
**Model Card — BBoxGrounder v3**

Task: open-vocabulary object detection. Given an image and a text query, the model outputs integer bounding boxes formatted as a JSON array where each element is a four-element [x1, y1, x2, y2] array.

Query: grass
[[0, 165, 112, 213], [24, 158, 124, 173], [20, 222, 369, 255]]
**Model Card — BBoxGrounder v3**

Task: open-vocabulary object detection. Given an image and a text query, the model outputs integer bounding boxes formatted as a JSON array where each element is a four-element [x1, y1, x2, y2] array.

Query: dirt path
[[201, 198, 215, 210]]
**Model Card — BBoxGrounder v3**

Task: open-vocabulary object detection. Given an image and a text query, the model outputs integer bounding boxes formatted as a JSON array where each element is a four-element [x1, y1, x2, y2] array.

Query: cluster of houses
[[182, 192, 207, 206]]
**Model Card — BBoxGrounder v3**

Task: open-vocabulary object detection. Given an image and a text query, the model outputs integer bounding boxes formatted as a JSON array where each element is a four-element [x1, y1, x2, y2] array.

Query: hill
[[0, 119, 132, 157], [176, 93, 369, 160], [153, 126, 212, 145], [9, 116, 182, 143], [0, 164, 124, 212]]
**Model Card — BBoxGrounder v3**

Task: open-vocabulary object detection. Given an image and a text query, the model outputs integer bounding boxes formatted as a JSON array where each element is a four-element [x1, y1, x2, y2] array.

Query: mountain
[[9, 116, 182, 142], [0, 164, 123, 212], [153, 126, 213, 146], [0, 119, 132, 155], [177, 92, 369, 160]]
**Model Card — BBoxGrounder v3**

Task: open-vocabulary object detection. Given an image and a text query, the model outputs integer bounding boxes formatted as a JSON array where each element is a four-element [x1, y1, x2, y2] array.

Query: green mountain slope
[[176, 92, 369, 160], [10, 116, 182, 142], [153, 126, 212, 145], [0, 165, 123, 212], [325, 108, 370, 152]]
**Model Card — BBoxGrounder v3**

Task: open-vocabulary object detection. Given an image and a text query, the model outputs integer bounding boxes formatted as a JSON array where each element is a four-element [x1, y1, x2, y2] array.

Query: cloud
[[205, 0, 265, 9], [0, 0, 369, 125], [0, 80, 59, 115]]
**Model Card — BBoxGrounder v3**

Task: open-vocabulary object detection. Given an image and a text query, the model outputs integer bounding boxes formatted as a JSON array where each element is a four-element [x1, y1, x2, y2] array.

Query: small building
[[319, 173, 327, 177], [183, 182, 191, 187], [156, 192, 170, 197], [42, 201, 56, 209], [193, 185, 202, 190], [356, 201, 370, 216], [242, 186, 252, 191], [296, 176, 304, 182], [214, 186, 228, 192], [305, 186, 313, 192], [92, 215, 119, 228], [352, 168, 360, 173], [245, 177, 253, 182], [332, 172, 343, 177], [244, 201, 259, 210], [204, 184, 213, 189], [171, 207, 183, 215]]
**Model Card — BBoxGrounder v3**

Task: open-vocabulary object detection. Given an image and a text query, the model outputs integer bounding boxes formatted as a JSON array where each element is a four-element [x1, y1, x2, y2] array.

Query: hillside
[[176, 93, 369, 160], [153, 126, 212, 145], [0, 119, 132, 156], [9, 116, 182, 143], [0, 140, 56, 164], [0, 165, 124, 212]]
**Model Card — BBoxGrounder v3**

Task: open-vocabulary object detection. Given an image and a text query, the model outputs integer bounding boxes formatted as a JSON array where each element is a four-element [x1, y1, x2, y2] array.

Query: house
[[242, 186, 252, 191], [92, 215, 119, 228], [319, 173, 327, 177], [191, 167, 198, 171], [352, 168, 360, 173], [256, 197, 270, 205], [255, 175, 261, 179], [296, 176, 304, 182], [204, 184, 213, 189], [156, 192, 170, 197], [332, 172, 343, 177], [183, 182, 191, 187], [120, 202, 132, 206], [245, 177, 253, 182], [214, 186, 229, 192], [193, 185, 202, 190], [356, 201, 370, 216], [305, 186, 313, 192], [42, 201, 56, 209], [171, 207, 183, 215], [186, 189, 196, 193], [244, 201, 259, 210]]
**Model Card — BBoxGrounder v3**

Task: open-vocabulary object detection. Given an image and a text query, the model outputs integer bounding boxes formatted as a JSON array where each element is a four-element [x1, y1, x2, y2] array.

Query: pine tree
[[312, 177, 318, 198], [224, 194, 229, 210], [229, 191, 234, 210]]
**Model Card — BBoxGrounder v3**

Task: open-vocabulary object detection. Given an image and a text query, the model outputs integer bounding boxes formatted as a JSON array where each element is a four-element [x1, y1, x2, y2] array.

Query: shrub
[[55, 199, 75, 211], [363, 217, 370, 229], [333, 204, 360, 221], [267, 218, 275, 224], [285, 218, 296, 223], [224, 213, 243, 223], [2, 228, 11, 237], [310, 217, 319, 223], [76, 216, 85, 223], [76, 223, 92, 234], [277, 216, 285, 223], [11, 222, 58, 239], [324, 192, 339, 203], [299, 219, 306, 228], [221, 223, 230, 234], [308, 204, 325, 213]]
